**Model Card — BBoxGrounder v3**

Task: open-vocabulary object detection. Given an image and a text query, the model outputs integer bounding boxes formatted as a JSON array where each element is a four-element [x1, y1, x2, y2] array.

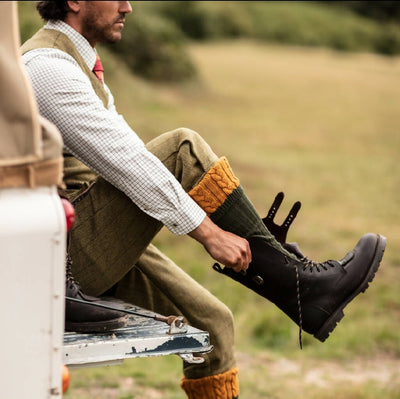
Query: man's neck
[[62, 17, 96, 48]]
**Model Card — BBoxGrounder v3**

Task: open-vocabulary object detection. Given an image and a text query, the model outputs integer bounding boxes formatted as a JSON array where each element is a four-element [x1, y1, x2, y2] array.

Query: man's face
[[79, 1, 132, 46]]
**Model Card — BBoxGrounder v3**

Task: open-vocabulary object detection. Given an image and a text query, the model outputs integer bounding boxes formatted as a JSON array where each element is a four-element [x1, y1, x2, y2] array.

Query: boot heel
[[314, 309, 345, 342]]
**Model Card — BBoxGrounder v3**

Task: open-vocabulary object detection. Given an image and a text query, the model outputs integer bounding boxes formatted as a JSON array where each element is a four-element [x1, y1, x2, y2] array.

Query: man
[[22, 2, 386, 398]]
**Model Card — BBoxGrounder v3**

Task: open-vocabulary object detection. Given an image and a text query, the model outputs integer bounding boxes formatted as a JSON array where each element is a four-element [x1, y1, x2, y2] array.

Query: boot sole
[[314, 234, 387, 342], [65, 315, 129, 334]]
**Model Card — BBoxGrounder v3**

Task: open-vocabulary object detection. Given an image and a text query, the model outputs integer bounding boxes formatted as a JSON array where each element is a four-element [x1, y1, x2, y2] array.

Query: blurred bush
[[18, 2, 44, 44], [106, 7, 196, 82], [153, 1, 400, 56], [323, 1, 400, 23], [246, 2, 387, 53], [149, 1, 255, 40]]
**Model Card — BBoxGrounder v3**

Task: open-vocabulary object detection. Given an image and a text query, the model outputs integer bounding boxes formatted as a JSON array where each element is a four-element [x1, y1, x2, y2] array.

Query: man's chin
[[102, 33, 122, 44]]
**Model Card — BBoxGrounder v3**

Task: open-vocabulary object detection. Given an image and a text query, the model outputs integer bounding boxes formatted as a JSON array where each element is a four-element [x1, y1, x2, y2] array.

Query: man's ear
[[66, 1, 81, 14]]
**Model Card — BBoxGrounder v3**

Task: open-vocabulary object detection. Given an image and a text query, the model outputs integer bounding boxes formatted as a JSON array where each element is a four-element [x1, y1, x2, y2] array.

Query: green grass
[[63, 40, 400, 398]]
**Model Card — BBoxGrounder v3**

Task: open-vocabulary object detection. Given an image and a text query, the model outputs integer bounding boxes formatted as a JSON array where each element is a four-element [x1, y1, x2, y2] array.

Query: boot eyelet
[[284, 256, 289, 265], [253, 275, 264, 285]]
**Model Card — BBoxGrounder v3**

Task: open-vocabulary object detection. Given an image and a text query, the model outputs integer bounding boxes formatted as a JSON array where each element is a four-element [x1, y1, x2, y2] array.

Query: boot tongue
[[339, 250, 355, 267], [283, 242, 306, 259]]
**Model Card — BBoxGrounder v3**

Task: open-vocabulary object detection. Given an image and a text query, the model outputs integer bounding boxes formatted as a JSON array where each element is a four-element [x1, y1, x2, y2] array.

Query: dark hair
[[36, 0, 70, 21]]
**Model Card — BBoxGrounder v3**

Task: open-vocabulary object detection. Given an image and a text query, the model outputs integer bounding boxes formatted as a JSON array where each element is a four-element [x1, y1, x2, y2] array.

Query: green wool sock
[[188, 157, 295, 259], [210, 186, 295, 258]]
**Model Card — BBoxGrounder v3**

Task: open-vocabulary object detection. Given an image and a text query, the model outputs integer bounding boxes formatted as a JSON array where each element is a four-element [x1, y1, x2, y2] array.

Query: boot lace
[[294, 263, 303, 349], [301, 257, 336, 272], [66, 253, 80, 296], [294, 256, 336, 348]]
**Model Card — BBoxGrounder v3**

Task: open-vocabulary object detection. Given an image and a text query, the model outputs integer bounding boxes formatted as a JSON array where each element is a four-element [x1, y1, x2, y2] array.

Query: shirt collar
[[44, 20, 97, 70]]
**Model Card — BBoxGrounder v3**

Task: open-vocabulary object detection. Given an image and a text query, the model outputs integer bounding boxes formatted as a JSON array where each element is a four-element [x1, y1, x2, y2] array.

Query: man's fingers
[[229, 242, 251, 272], [233, 241, 251, 272], [244, 240, 251, 270], [232, 265, 243, 273], [191, 219, 252, 273]]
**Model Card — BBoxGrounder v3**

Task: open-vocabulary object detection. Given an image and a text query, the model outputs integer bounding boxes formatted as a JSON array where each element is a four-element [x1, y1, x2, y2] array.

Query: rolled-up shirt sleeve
[[22, 49, 205, 235]]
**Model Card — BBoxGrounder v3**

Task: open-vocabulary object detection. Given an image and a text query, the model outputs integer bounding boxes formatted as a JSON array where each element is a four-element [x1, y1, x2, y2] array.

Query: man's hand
[[188, 216, 251, 272]]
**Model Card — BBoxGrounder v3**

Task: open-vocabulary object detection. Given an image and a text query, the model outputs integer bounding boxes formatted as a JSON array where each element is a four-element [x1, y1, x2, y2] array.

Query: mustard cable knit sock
[[180, 367, 239, 399], [189, 157, 294, 256]]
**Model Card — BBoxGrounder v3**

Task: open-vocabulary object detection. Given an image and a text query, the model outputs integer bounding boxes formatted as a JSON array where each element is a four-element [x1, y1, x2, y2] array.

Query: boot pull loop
[[262, 192, 301, 244], [213, 263, 223, 273]]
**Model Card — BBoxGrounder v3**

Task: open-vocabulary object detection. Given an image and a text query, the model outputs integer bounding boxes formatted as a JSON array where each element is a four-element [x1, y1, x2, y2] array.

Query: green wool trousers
[[69, 128, 236, 379]]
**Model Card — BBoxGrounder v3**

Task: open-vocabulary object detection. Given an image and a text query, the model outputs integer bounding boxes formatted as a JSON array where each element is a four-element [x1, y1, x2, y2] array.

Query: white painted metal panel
[[0, 187, 66, 398]]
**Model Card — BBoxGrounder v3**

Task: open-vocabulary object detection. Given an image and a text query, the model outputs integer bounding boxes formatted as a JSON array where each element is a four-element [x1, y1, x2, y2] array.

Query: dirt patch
[[72, 378, 164, 399], [237, 351, 400, 389]]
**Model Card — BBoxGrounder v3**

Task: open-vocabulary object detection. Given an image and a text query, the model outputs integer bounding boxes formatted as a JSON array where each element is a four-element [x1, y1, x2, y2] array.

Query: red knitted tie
[[93, 54, 104, 83]]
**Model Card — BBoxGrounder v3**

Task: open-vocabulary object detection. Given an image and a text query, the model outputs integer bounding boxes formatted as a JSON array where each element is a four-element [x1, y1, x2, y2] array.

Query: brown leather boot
[[214, 233, 386, 343], [65, 255, 128, 333]]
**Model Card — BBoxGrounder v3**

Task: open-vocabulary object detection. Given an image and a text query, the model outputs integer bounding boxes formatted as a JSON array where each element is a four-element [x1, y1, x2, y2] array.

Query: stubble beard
[[82, 14, 123, 45]]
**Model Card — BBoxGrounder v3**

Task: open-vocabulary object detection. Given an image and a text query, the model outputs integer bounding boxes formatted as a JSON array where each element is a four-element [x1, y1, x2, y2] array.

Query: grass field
[[65, 41, 400, 399]]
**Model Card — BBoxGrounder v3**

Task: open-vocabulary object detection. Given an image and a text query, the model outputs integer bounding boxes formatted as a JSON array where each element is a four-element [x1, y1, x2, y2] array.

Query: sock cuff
[[188, 157, 240, 215], [180, 367, 239, 399], [210, 186, 245, 224]]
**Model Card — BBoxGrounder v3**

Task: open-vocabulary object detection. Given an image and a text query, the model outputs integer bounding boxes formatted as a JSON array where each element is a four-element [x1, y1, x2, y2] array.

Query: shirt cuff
[[163, 197, 206, 236]]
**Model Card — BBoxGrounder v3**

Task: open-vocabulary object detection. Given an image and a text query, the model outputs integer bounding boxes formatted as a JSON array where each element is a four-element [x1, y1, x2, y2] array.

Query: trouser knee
[[146, 127, 218, 191], [170, 126, 202, 143], [184, 301, 236, 380], [208, 301, 235, 342]]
